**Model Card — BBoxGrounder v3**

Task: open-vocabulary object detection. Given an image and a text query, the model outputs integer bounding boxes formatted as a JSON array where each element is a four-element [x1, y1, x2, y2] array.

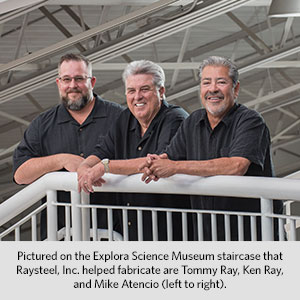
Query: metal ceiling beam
[[0, 0, 48, 24], [25, 94, 44, 112], [39, 6, 86, 52], [256, 61, 300, 68], [0, 109, 49, 135], [273, 136, 300, 151], [17, 60, 300, 71], [6, 13, 29, 84], [0, 111, 30, 126], [82, 18, 286, 96], [87, 0, 253, 63], [170, 27, 191, 89], [61, 5, 89, 31], [244, 83, 300, 108], [278, 148, 300, 160], [46, 0, 271, 6], [0, 0, 178, 74], [226, 12, 271, 53], [165, 18, 285, 62], [279, 17, 294, 48], [93, 62, 201, 70], [166, 38, 300, 105], [259, 96, 300, 115], [0, 143, 19, 160], [0, 7, 65, 38], [238, 40, 300, 74], [276, 160, 300, 177], [0, 0, 252, 104], [271, 119, 300, 143]]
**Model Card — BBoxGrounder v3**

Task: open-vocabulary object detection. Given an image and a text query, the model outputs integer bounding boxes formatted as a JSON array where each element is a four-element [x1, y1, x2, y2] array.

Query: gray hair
[[58, 53, 92, 76], [122, 60, 166, 100], [199, 56, 239, 87]]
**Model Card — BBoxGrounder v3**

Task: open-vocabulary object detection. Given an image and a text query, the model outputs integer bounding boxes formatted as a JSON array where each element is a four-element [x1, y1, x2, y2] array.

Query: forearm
[[80, 155, 101, 168], [77, 155, 101, 183], [109, 157, 147, 175], [171, 157, 250, 176], [14, 154, 65, 184]]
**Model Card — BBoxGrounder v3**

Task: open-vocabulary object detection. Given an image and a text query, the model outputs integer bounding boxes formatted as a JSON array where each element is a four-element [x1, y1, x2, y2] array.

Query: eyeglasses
[[58, 76, 92, 84]]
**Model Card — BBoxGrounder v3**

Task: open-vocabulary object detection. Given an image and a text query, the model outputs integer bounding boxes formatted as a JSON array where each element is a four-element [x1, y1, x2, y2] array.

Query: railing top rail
[[1, 171, 300, 227]]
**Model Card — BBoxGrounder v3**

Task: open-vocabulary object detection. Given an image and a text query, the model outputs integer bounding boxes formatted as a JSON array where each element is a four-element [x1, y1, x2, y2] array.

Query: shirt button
[[127, 203, 130, 206], [80, 153, 84, 157], [138, 146, 142, 151], [128, 221, 131, 226], [79, 128, 83, 132]]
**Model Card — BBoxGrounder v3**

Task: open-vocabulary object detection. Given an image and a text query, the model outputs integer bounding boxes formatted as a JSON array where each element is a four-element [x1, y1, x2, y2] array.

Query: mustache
[[205, 92, 224, 99], [66, 88, 81, 93]]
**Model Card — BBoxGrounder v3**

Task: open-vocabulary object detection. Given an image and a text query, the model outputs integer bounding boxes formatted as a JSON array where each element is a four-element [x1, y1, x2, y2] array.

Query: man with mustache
[[141, 56, 283, 241], [13, 53, 124, 239]]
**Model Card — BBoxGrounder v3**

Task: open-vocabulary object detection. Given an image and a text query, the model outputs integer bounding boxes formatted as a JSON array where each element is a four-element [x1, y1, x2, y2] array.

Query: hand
[[140, 153, 171, 184], [77, 162, 106, 193]]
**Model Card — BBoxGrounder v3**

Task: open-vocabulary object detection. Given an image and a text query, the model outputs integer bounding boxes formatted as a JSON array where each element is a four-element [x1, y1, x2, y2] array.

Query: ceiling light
[[268, 0, 300, 17]]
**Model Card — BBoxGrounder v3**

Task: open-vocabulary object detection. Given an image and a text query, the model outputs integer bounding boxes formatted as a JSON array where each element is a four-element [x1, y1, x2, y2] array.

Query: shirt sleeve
[[155, 107, 189, 154], [228, 110, 270, 169], [92, 126, 116, 160], [13, 118, 42, 175], [164, 116, 189, 160]]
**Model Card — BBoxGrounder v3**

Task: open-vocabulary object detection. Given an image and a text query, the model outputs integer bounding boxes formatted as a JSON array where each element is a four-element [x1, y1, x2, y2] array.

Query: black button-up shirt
[[13, 94, 125, 238], [13, 95, 124, 168], [93, 100, 191, 241], [166, 103, 282, 240]]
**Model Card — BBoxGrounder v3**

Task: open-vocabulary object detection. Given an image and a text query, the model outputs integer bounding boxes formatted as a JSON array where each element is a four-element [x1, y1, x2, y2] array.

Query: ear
[[159, 86, 165, 100], [234, 81, 240, 99], [90, 76, 97, 88], [55, 77, 60, 88]]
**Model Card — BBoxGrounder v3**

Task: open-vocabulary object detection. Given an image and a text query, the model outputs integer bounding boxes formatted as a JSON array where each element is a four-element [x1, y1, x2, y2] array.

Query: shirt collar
[[57, 93, 106, 124], [221, 102, 239, 127], [197, 102, 239, 127]]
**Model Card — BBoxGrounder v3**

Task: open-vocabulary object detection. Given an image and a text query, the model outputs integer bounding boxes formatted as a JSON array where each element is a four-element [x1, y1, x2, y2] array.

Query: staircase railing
[[0, 172, 299, 241]]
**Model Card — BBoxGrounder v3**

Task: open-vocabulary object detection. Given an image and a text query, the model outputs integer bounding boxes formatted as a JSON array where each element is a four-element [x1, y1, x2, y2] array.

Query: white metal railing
[[0, 171, 300, 241]]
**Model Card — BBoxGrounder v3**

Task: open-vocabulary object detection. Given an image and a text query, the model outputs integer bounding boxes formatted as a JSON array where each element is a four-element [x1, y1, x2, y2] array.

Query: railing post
[[47, 190, 58, 241], [71, 191, 82, 241], [81, 192, 90, 241], [260, 197, 273, 241]]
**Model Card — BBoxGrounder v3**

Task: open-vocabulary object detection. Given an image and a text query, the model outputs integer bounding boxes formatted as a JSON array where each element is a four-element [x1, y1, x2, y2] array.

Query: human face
[[56, 60, 96, 111], [200, 65, 239, 121], [126, 74, 163, 126]]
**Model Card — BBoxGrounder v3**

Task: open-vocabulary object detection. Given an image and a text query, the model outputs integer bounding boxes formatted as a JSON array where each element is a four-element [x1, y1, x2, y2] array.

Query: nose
[[134, 90, 143, 101], [69, 78, 78, 88], [209, 81, 219, 93]]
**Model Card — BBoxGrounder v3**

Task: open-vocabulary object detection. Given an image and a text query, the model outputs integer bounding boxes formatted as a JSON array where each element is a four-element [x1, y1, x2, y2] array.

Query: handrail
[[1, 171, 300, 228]]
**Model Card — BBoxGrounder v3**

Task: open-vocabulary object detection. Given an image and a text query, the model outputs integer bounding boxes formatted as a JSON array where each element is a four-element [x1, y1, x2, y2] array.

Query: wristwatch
[[101, 158, 110, 173]]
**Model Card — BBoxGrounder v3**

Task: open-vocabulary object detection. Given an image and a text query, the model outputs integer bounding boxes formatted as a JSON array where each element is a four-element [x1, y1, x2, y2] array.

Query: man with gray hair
[[140, 56, 283, 241], [77, 59, 191, 241]]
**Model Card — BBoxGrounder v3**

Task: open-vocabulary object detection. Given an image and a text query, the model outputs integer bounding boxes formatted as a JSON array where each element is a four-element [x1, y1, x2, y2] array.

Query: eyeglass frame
[[58, 76, 93, 84]]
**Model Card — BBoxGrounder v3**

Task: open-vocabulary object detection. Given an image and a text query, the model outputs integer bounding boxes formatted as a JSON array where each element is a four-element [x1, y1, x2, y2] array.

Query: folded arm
[[14, 153, 84, 185], [77, 155, 149, 193], [141, 154, 251, 183]]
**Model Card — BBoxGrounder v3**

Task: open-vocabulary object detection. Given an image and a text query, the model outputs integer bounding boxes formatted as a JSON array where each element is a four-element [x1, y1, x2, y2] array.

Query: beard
[[61, 88, 92, 111], [204, 92, 227, 117]]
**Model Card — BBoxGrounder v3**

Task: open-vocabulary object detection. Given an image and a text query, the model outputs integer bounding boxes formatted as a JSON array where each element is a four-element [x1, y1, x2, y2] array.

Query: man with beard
[[13, 53, 124, 239], [140, 56, 283, 241]]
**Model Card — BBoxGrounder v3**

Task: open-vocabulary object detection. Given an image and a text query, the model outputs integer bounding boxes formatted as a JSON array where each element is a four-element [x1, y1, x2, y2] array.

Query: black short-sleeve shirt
[[13, 94, 125, 238], [166, 103, 282, 240], [93, 100, 192, 241], [13, 94, 124, 171]]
